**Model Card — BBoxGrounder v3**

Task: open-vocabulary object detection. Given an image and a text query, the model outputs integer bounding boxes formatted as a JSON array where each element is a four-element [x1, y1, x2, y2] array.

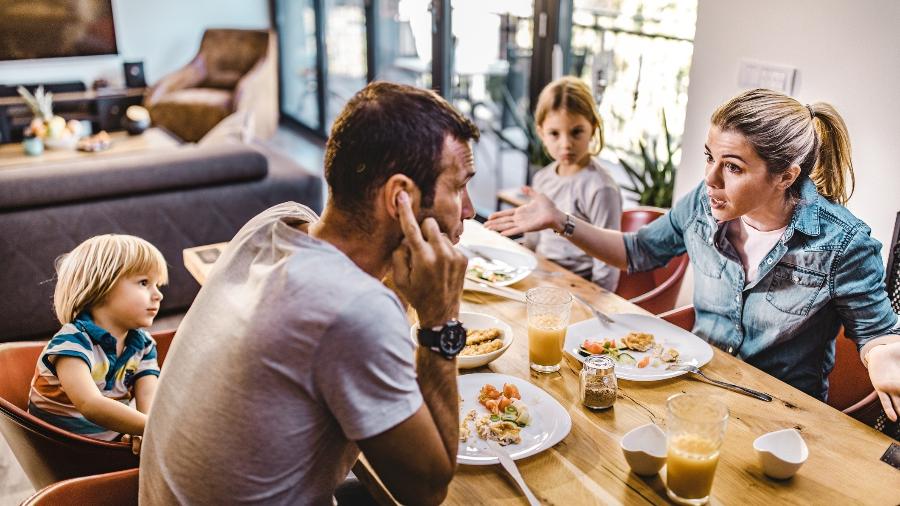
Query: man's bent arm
[[358, 348, 457, 504]]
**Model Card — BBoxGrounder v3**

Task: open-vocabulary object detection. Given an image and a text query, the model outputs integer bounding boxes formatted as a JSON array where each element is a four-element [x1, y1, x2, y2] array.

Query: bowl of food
[[411, 311, 514, 369]]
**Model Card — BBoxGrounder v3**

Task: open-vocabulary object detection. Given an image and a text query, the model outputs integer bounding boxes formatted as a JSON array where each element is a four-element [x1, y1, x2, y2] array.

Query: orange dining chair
[[0, 330, 175, 490], [21, 468, 139, 506], [616, 207, 689, 314], [658, 305, 880, 425]]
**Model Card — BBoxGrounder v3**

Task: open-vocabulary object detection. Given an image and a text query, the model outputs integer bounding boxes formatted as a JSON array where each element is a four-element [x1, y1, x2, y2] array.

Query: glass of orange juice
[[665, 393, 729, 505], [526, 286, 572, 373]]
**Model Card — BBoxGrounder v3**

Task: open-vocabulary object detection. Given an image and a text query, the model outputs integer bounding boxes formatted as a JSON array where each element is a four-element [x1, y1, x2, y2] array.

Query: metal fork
[[668, 363, 773, 402], [571, 293, 615, 325]]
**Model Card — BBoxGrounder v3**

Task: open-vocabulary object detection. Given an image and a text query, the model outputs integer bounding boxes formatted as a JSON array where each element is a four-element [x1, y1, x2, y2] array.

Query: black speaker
[[123, 61, 146, 88]]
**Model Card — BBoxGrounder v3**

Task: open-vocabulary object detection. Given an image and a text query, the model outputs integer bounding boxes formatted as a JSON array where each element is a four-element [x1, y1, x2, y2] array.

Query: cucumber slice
[[617, 352, 637, 365]]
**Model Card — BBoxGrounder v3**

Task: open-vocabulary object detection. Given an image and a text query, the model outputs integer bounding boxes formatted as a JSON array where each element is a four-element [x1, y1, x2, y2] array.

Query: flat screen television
[[0, 0, 117, 61]]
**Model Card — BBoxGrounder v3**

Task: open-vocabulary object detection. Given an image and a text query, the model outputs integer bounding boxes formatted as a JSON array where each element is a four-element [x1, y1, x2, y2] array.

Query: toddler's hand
[[121, 434, 143, 455]]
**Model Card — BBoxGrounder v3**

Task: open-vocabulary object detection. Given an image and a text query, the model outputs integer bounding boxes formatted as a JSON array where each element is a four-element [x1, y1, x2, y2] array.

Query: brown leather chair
[[145, 28, 278, 142], [21, 468, 138, 506], [658, 305, 880, 424], [0, 330, 175, 489], [616, 207, 689, 314]]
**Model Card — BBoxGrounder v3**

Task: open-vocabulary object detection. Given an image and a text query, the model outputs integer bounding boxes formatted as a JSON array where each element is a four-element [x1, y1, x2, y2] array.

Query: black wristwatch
[[417, 319, 467, 360]]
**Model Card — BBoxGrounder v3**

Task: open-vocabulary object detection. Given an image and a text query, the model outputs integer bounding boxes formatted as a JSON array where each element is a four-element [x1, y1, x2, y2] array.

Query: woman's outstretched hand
[[484, 187, 564, 236]]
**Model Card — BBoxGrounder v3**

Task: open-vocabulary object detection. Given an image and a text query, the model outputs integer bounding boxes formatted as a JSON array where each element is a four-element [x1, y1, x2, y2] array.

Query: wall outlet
[[738, 60, 797, 94]]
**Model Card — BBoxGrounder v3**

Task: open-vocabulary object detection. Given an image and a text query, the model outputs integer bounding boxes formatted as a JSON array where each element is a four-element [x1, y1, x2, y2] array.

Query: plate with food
[[411, 311, 514, 369], [563, 313, 713, 381], [458, 244, 537, 287], [457, 373, 571, 465]]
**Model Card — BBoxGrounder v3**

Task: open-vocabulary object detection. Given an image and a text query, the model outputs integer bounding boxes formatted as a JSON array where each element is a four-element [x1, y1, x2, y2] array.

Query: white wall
[[0, 0, 270, 88], [675, 0, 900, 306]]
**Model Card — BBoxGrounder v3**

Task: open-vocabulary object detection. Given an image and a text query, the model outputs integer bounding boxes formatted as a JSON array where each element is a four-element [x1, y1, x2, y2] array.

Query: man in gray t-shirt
[[140, 82, 480, 505]]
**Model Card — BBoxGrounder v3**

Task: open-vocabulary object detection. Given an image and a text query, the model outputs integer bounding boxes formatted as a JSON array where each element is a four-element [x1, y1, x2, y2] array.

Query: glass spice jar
[[580, 355, 617, 409]]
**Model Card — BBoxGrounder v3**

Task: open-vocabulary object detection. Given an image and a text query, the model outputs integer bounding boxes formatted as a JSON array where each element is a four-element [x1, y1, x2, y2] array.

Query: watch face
[[440, 322, 467, 356]]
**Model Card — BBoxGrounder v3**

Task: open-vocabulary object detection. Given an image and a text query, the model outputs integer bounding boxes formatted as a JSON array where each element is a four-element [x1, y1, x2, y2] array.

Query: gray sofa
[[0, 141, 322, 342]]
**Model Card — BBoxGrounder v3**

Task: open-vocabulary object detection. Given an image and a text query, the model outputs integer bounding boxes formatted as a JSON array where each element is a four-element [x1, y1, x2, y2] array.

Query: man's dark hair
[[324, 81, 479, 219]]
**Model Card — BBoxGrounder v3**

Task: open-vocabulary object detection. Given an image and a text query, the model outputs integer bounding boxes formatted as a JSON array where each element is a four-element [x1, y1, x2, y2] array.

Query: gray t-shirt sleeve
[[312, 290, 424, 442], [587, 185, 623, 289]]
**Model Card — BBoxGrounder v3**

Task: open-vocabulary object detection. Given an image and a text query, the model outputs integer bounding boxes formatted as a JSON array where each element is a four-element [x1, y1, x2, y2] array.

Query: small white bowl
[[410, 311, 514, 369], [620, 423, 667, 476], [753, 428, 808, 480]]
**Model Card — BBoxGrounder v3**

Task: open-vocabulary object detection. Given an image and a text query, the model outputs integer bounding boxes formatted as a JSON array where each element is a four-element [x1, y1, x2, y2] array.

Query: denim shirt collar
[[785, 178, 823, 239]]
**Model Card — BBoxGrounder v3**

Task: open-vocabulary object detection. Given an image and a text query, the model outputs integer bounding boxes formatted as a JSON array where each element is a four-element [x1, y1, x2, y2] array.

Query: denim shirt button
[[766, 258, 773, 265], [728, 346, 734, 354], [792, 275, 800, 283], [735, 294, 741, 302], [708, 236, 714, 244]]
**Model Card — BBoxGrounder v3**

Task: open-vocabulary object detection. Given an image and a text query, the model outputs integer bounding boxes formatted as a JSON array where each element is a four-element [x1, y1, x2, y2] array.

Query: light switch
[[738, 60, 797, 94]]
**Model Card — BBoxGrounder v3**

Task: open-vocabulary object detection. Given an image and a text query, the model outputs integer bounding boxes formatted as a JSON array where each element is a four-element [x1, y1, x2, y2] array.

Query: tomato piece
[[502, 383, 521, 400], [637, 356, 651, 368]]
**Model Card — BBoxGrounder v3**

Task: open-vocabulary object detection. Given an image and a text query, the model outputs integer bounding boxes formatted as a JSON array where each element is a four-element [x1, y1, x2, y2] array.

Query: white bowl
[[410, 311, 513, 369], [753, 428, 808, 479], [620, 423, 667, 476], [43, 135, 78, 150]]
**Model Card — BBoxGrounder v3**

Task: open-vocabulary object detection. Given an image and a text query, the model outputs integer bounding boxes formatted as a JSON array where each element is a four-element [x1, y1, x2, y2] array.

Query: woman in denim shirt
[[486, 89, 900, 419]]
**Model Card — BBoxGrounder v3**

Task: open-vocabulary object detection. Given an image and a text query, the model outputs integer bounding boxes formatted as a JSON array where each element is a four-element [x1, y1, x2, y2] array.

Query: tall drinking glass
[[665, 393, 729, 505], [526, 287, 572, 373]]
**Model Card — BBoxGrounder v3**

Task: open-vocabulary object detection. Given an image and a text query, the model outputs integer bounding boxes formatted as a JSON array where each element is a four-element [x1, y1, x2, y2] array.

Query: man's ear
[[778, 164, 802, 191], [383, 174, 420, 220]]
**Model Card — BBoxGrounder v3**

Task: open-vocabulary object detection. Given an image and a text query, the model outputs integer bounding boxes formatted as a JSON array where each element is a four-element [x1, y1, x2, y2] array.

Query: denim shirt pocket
[[688, 220, 725, 279], [765, 264, 827, 316]]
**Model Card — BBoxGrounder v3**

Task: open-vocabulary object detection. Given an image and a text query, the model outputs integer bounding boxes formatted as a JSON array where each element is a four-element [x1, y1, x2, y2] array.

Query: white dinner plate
[[563, 313, 714, 381], [457, 373, 571, 465], [410, 312, 514, 369], [458, 244, 537, 287]]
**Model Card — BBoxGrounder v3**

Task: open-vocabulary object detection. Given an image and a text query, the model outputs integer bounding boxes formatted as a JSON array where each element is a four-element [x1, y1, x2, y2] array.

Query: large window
[[570, 0, 697, 158], [323, 0, 367, 129], [276, 0, 320, 130], [274, 0, 698, 213]]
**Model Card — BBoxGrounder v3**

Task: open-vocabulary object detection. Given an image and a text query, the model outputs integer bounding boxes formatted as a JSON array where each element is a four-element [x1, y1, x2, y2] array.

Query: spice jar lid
[[584, 355, 615, 374]]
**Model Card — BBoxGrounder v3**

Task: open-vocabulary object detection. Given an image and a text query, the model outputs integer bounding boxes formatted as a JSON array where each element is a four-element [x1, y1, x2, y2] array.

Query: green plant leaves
[[617, 110, 680, 208]]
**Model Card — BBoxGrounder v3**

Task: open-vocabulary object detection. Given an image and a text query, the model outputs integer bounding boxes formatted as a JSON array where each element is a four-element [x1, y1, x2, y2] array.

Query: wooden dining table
[[183, 220, 900, 505]]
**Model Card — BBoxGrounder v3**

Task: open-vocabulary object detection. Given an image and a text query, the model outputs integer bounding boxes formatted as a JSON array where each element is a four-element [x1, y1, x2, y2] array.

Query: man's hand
[[484, 187, 565, 236], [867, 342, 900, 421], [391, 191, 467, 327]]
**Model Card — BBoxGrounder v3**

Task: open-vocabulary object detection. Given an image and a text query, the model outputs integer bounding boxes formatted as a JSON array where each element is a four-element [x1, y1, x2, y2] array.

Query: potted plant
[[618, 110, 679, 209]]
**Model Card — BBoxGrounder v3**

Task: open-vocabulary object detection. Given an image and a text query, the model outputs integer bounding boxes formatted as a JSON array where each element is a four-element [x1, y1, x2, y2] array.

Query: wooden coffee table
[[0, 127, 181, 170]]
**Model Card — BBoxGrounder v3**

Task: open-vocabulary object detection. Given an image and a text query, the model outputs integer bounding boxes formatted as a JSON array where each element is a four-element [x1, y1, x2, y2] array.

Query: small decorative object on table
[[123, 105, 150, 135], [17, 85, 83, 150], [580, 355, 617, 409], [22, 132, 44, 156], [76, 131, 112, 152]]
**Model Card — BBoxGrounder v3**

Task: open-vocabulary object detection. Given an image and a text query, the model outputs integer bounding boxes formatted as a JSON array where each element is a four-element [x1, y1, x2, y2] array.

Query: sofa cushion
[[0, 144, 268, 210]]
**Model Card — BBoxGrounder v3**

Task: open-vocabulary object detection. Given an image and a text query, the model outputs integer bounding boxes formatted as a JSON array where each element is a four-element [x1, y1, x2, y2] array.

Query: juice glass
[[526, 286, 572, 373], [665, 393, 729, 505]]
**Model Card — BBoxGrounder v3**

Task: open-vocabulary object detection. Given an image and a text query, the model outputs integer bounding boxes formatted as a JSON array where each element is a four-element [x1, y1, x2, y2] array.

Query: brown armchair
[[145, 28, 278, 142]]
